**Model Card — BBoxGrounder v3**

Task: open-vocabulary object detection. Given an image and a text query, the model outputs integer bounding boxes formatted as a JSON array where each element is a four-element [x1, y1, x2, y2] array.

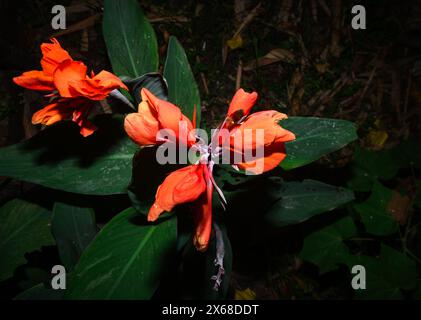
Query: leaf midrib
[[105, 225, 157, 299], [0, 207, 46, 250], [117, 0, 138, 77]]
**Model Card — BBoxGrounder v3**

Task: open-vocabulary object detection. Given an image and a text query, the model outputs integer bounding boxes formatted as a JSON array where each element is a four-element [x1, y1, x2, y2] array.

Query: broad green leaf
[[0, 199, 54, 281], [164, 36, 201, 126], [354, 181, 398, 236], [214, 165, 251, 188], [103, 0, 158, 78], [264, 179, 355, 227], [280, 117, 357, 170], [52, 203, 98, 271], [14, 283, 63, 300], [127, 147, 183, 216], [344, 245, 417, 299], [300, 216, 357, 273], [124, 72, 168, 104], [65, 208, 177, 299], [0, 116, 138, 195], [347, 147, 400, 192]]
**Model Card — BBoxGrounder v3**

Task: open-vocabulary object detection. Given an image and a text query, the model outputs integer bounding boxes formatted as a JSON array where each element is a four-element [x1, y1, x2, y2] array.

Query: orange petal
[[229, 110, 295, 173], [141, 88, 195, 145], [193, 165, 213, 251], [13, 71, 54, 91], [72, 105, 97, 137], [230, 110, 295, 151], [124, 103, 159, 145], [227, 88, 258, 118], [32, 101, 74, 126], [53, 60, 87, 97], [40, 38, 73, 76], [237, 142, 287, 174], [147, 165, 207, 222], [68, 70, 128, 100]]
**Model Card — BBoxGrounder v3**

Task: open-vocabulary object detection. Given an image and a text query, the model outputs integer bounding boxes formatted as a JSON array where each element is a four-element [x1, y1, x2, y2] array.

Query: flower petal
[[141, 88, 195, 145], [227, 88, 258, 118], [32, 101, 74, 126], [13, 71, 55, 91], [41, 38, 73, 75], [68, 70, 128, 100], [193, 165, 213, 251], [237, 142, 287, 174], [124, 102, 160, 145], [53, 60, 88, 97], [72, 103, 97, 137], [228, 110, 295, 173], [230, 110, 295, 150], [148, 165, 207, 222]]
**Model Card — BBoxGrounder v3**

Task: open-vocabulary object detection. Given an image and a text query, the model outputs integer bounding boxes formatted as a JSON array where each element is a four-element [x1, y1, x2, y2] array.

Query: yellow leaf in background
[[235, 288, 256, 300], [315, 63, 329, 74], [367, 129, 388, 149], [374, 119, 383, 128], [227, 35, 244, 50]]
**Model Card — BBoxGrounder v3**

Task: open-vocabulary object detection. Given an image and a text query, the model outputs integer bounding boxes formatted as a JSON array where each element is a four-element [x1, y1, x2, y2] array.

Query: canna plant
[[0, 0, 357, 299]]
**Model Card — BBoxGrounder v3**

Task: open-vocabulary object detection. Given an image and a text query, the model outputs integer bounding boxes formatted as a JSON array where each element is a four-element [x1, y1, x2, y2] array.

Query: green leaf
[[164, 36, 201, 126], [103, 0, 158, 78], [52, 203, 98, 271], [300, 216, 357, 273], [347, 147, 400, 192], [265, 179, 355, 227], [124, 72, 168, 105], [0, 116, 138, 195], [0, 199, 54, 281], [344, 245, 417, 299], [354, 181, 398, 236], [280, 117, 357, 170], [14, 283, 63, 300], [65, 208, 177, 299]]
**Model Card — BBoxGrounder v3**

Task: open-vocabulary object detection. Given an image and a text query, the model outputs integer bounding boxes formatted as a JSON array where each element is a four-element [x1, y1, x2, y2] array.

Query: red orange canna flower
[[124, 88, 295, 251], [13, 38, 128, 137]]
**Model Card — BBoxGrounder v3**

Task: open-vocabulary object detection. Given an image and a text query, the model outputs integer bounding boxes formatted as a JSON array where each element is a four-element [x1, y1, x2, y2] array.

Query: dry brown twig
[[243, 48, 295, 71], [51, 13, 101, 37], [236, 59, 243, 91], [196, 56, 210, 95]]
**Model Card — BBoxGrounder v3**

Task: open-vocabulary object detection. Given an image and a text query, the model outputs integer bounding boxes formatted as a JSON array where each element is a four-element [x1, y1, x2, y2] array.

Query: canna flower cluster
[[13, 38, 127, 137], [124, 88, 296, 251]]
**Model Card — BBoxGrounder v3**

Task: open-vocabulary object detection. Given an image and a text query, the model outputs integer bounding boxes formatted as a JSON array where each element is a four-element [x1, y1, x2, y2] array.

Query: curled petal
[[228, 110, 295, 173], [68, 70, 128, 100], [124, 103, 159, 145], [237, 142, 287, 174], [141, 88, 195, 146], [53, 60, 87, 97], [227, 88, 258, 118], [148, 165, 207, 222], [13, 71, 54, 91], [72, 104, 97, 137], [32, 101, 74, 126], [41, 38, 73, 75], [230, 110, 295, 150]]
